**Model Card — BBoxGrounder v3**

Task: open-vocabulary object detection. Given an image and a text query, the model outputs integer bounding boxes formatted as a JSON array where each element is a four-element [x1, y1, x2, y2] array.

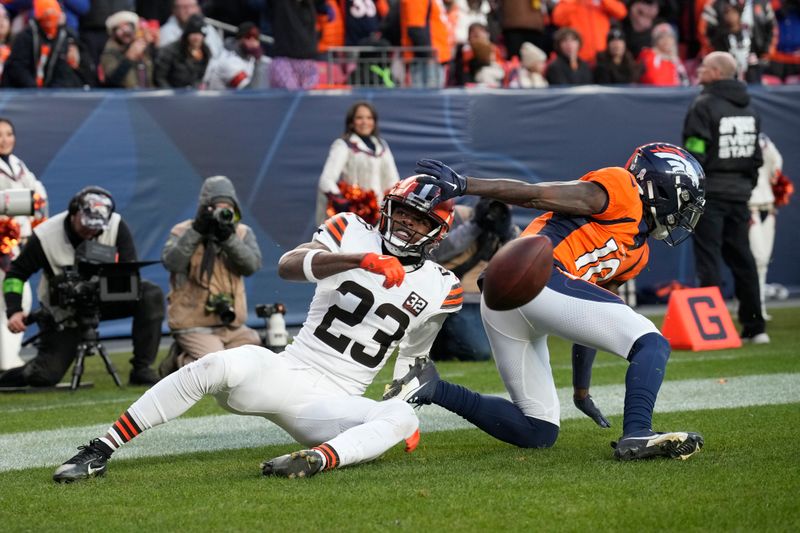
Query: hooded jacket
[[683, 78, 763, 202], [162, 176, 262, 330]]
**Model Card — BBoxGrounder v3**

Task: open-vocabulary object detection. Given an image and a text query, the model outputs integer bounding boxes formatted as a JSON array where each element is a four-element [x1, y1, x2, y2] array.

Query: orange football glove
[[360, 253, 405, 288]]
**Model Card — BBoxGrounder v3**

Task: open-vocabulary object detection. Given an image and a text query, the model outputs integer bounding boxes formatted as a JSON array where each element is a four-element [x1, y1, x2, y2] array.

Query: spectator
[[594, 26, 642, 83], [268, 0, 327, 90], [100, 10, 155, 88], [705, 0, 774, 83], [203, 21, 270, 89], [316, 101, 400, 225], [699, 0, 776, 63], [154, 14, 210, 88], [546, 27, 594, 85], [552, 0, 628, 63], [2, 0, 94, 88], [79, 1, 137, 67], [622, 0, 660, 58], [158, 176, 262, 375], [400, 0, 454, 88], [766, 0, 800, 82], [451, 0, 491, 46], [508, 41, 549, 87], [0, 6, 10, 79], [498, 0, 550, 58], [0, 186, 164, 387], [340, 0, 390, 46], [430, 198, 519, 361], [638, 22, 689, 85], [159, 0, 224, 58], [453, 22, 505, 86], [748, 134, 785, 320], [0, 117, 48, 371], [4, 0, 89, 34], [683, 51, 767, 344]]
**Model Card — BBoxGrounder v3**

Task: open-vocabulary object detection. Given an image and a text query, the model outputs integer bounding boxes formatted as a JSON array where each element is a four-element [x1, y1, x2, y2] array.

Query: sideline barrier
[[0, 87, 796, 332], [661, 287, 742, 351]]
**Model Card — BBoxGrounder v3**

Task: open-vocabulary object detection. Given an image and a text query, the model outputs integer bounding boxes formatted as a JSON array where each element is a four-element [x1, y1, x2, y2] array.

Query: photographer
[[0, 187, 164, 387], [160, 176, 261, 372], [430, 198, 519, 361]]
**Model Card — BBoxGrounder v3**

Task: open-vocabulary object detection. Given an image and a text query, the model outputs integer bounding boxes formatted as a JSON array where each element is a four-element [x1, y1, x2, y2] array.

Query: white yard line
[[1, 373, 798, 473]]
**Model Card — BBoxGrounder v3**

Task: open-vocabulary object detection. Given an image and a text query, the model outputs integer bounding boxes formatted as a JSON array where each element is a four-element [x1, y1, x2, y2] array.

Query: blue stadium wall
[[3, 86, 798, 334]]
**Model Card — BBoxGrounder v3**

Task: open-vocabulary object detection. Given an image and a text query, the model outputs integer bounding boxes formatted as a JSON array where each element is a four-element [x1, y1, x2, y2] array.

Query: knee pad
[[628, 332, 670, 365], [517, 417, 559, 448], [375, 399, 419, 438]]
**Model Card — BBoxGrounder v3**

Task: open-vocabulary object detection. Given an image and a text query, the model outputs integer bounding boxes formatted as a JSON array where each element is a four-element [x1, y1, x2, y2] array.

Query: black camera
[[213, 207, 235, 225], [48, 241, 142, 324], [255, 303, 286, 318], [206, 293, 236, 326]]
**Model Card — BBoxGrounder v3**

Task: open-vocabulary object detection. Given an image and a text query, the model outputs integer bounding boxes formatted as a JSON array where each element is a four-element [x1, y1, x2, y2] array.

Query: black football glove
[[414, 159, 467, 203], [574, 395, 611, 428], [192, 204, 215, 235]]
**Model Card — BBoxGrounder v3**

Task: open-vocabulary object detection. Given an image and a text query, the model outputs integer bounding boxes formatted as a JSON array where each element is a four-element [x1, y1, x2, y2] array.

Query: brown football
[[482, 235, 554, 311]]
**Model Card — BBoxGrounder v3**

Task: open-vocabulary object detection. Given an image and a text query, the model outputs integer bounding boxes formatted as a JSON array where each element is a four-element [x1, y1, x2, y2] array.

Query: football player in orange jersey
[[386, 143, 707, 461]]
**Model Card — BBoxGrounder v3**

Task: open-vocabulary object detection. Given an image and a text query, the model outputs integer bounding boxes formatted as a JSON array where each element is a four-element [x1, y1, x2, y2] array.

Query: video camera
[[0, 189, 34, 216], [47, 241, 143, 324]]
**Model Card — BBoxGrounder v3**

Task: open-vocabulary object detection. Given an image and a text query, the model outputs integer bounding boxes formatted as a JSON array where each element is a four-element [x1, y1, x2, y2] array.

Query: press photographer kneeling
[[1, 187, 164, 387]]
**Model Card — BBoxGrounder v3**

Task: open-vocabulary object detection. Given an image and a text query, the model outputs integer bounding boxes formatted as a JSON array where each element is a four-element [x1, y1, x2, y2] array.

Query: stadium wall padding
[[2, 87, 798, 334]]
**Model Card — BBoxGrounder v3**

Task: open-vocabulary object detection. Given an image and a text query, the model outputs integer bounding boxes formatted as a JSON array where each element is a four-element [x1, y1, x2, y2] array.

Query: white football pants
[[481, 269, 660, 427], [126, 345, 418, 468]]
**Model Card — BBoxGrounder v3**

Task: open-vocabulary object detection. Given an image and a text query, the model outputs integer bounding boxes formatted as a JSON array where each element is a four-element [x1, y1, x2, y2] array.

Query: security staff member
[[683, 51, 767, 343], [0, 187, 164, 387]]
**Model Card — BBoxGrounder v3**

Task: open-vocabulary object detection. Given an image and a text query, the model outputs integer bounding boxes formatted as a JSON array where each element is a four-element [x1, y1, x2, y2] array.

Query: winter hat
[[34, 0, 62, 38], [607, 26, 625, 44], [520, 42, 546, 68], [183, 13, 205, 36], [78, 192, 114, 231], [105, 11, 139, 35], [236, 21, 259, 40]]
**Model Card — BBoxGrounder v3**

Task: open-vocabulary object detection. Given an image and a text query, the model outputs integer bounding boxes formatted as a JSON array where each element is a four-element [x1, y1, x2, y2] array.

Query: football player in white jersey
[[52, 177, 463, 482]]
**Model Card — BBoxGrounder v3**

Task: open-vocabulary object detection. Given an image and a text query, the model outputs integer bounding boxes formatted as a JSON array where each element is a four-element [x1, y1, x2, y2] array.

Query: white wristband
[[302, 249, 324, 282]]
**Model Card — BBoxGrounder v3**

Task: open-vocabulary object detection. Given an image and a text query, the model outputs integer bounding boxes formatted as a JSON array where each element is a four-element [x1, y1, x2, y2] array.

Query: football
[[482, 235, 554, 311]]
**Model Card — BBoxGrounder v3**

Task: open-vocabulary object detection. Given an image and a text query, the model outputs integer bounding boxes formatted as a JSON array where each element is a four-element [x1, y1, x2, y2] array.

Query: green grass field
[[1, 307, 799, 532]]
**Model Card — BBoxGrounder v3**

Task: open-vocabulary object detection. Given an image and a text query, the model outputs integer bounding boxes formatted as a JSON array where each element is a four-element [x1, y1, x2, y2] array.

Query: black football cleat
[[261, 450, 324, 479], [53, 439, 111, 483], [573, 395, 611, 428], [382, 356, 440, 406], [612, 431, 704, 461]]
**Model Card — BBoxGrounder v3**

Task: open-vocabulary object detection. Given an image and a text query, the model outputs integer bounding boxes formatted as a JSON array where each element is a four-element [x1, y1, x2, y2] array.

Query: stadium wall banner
[[2, 87, 797, 332]]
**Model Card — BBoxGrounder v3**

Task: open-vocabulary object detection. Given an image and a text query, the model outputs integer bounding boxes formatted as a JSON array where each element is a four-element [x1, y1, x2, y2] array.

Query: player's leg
[[52, 345, 272, 482], [404, 302, 560, 449], [526, 270, 703, 459], [262, 396, 419, 478]]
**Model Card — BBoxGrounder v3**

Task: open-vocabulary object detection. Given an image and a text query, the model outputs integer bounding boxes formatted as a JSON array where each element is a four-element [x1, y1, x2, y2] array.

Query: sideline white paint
[[2, 373, 798, 473]]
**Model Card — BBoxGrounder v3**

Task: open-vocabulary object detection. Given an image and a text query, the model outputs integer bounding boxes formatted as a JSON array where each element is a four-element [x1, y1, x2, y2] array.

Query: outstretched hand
[[414, 159, 467, 202], [360, 253, 405, 288]]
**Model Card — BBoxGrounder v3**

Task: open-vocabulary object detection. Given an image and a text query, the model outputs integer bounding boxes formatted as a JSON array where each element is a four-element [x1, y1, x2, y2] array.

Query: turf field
[[1, 307, 799, 532]]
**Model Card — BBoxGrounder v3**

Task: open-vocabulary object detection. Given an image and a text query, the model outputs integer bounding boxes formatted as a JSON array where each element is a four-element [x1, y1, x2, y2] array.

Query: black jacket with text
[[683, 79, 763, 202]]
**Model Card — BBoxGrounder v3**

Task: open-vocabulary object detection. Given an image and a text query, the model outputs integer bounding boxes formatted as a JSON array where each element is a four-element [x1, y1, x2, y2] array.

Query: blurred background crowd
[[0, 0, 797, 90]]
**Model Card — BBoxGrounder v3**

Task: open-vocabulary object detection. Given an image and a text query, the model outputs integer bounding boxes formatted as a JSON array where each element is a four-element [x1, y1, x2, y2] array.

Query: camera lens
[[213, 207, 234, 224]]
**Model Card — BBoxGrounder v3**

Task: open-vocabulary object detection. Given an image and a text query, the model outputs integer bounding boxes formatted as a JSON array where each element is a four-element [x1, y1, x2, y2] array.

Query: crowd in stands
[[0, 0, 797, 89]]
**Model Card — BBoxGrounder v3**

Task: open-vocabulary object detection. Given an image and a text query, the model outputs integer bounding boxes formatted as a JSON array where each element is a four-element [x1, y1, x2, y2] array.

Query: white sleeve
[[312, 212, 358, 253], [318, 139, 350, 195], [393, 313, 447, 381]]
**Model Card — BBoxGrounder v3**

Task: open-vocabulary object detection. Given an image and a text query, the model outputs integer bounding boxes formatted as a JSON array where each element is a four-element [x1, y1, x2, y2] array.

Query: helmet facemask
[[641, 175, 705, 247], [379, 200, 446, 258]]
